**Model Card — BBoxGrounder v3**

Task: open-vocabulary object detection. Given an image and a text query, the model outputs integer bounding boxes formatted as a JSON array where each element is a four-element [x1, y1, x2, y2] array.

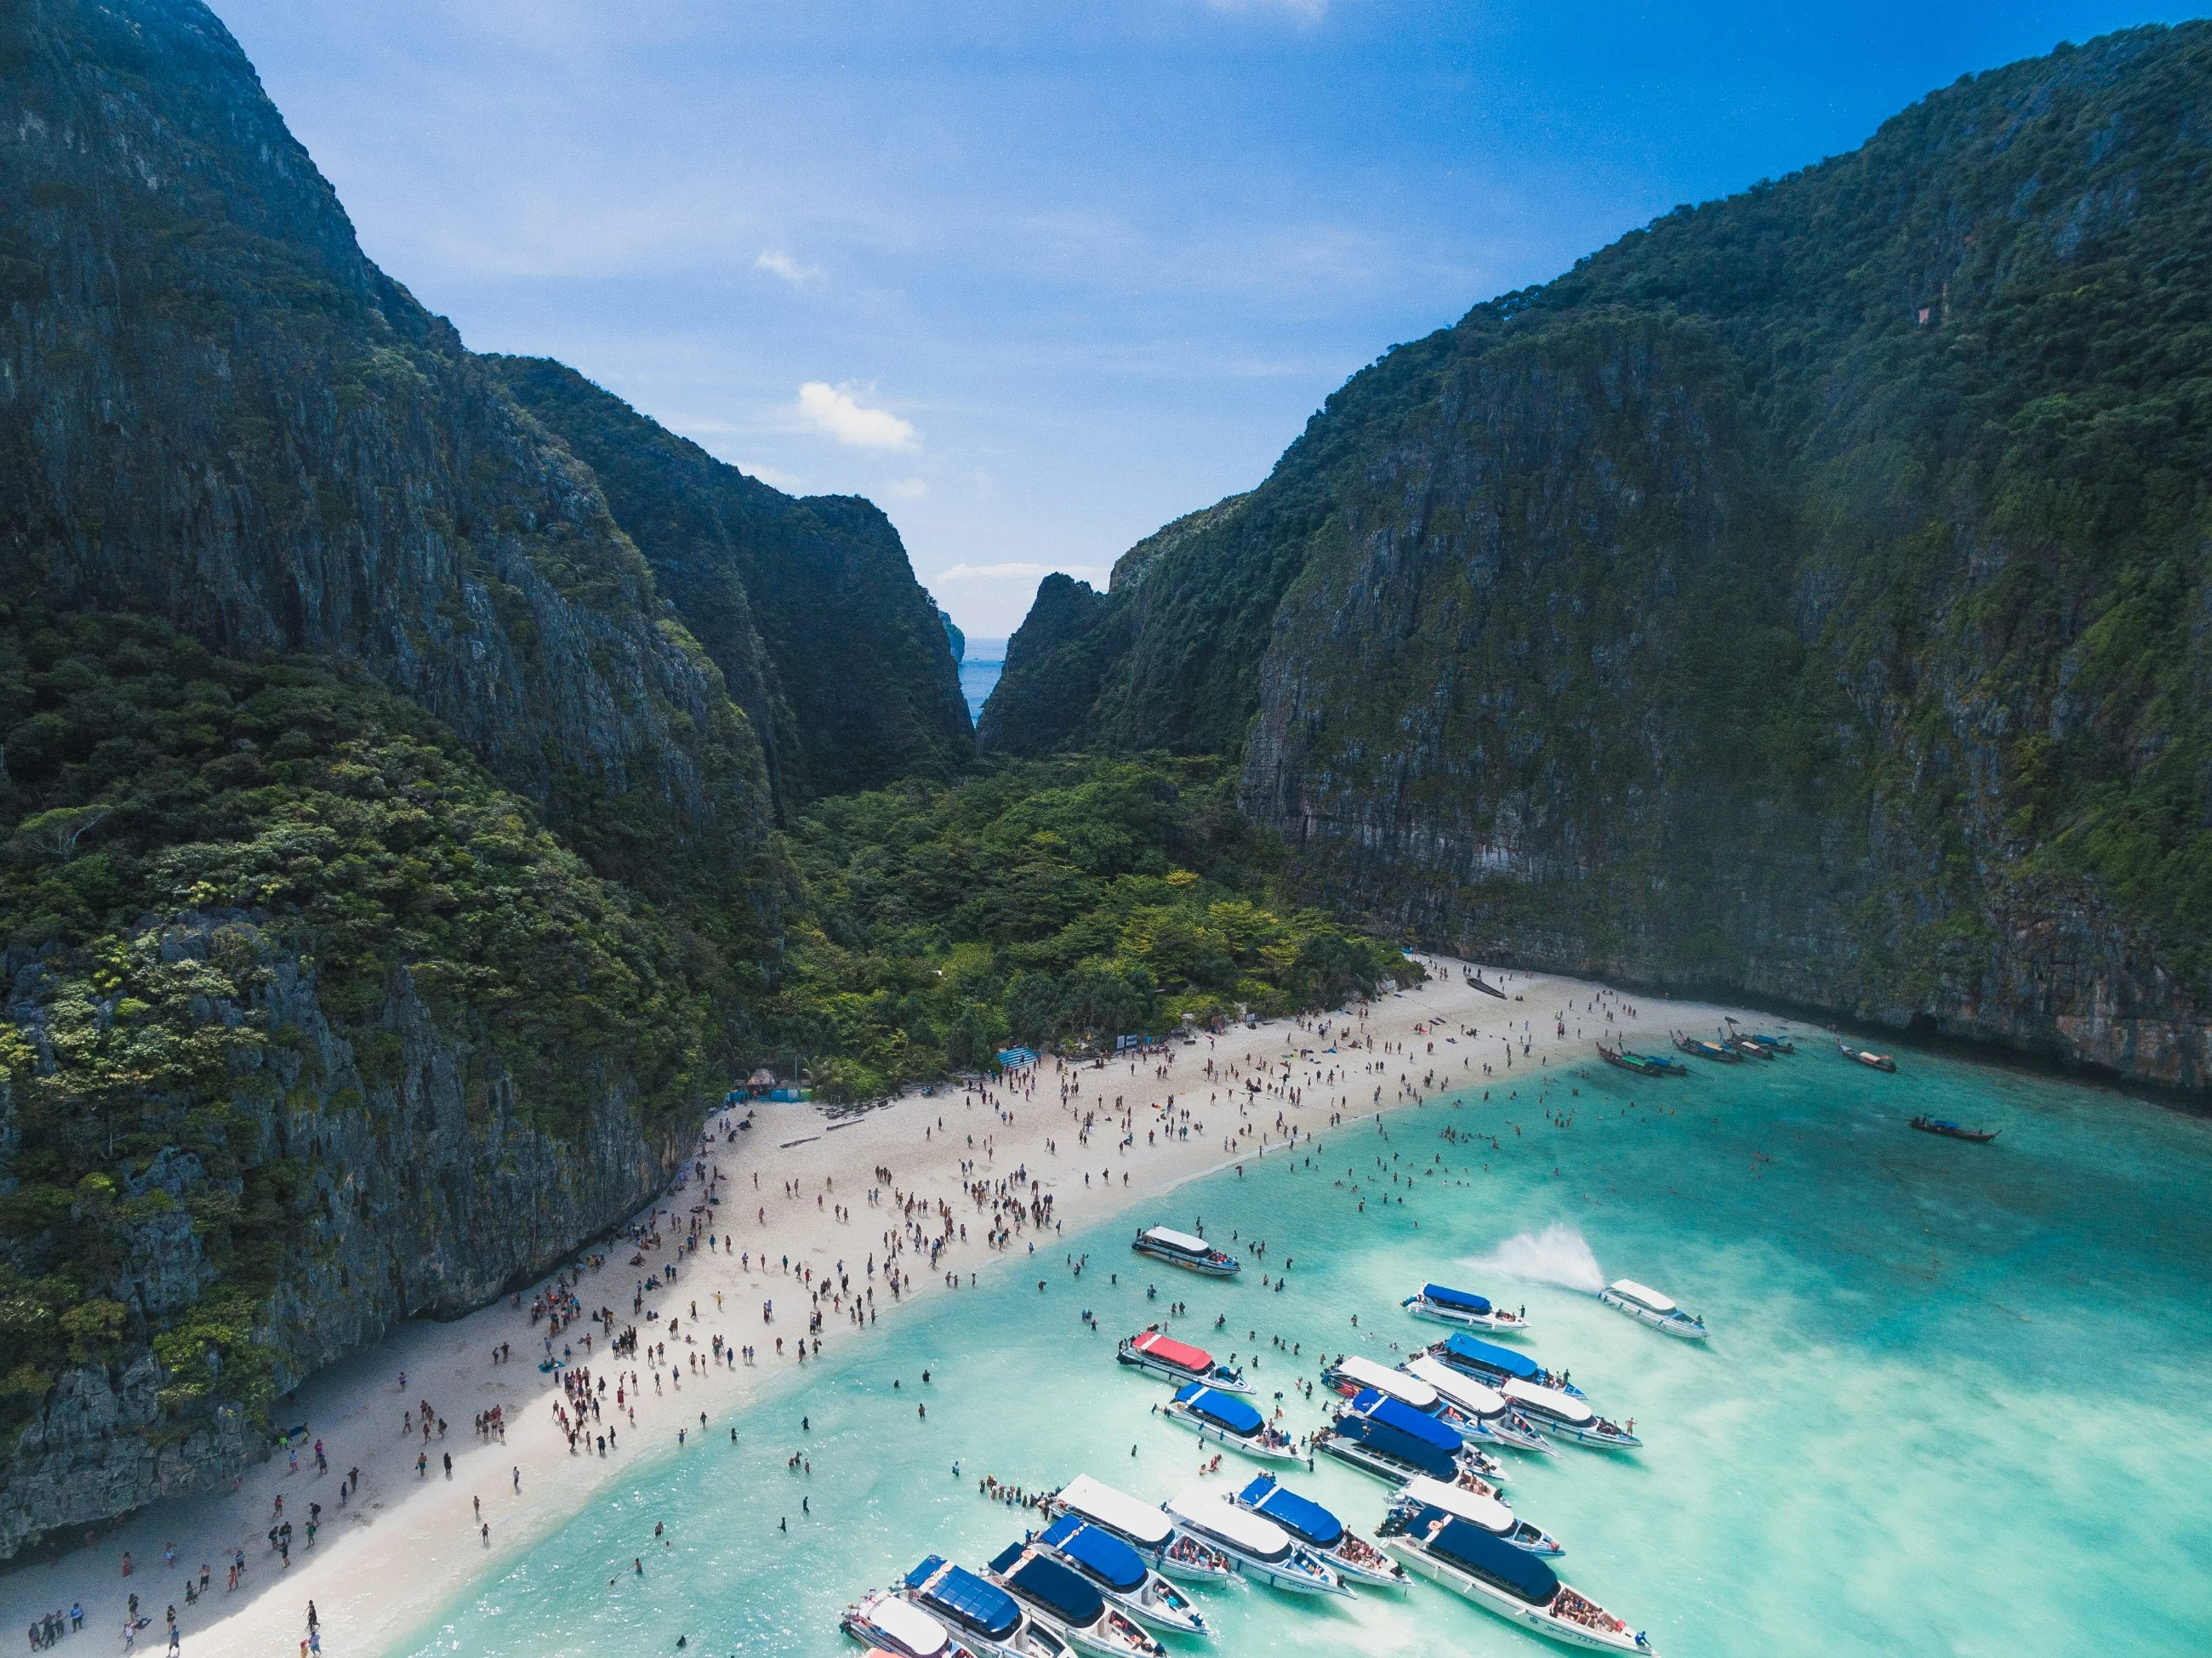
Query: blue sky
[[214, 0, 2207, 635]]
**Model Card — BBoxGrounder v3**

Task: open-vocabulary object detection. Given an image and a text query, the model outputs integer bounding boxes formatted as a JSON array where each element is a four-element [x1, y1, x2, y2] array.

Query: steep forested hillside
[[0, 0, 957, 1551], [986, 23, 2212, 1090], [495, 358, 973, 812]]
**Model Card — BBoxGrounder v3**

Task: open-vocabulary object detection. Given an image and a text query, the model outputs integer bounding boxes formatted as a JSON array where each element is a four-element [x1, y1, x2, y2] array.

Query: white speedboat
[[986, 1542, 1164, 1658], [1131, 1226, 1240, 1278], [1498, 1378, 1641, 1450], [1394, 1475, 1563, 1558], [901, 1558, 1075, 1658], [1320, 1388, 1506, 1485], [1161, 1383, 1304, 1463], [1117, 1328, 1251, 1394], [1052, 1475, 1234, 1583], [1382, 1501, 1654, 1652], [844, 1591, 983, 1658], [1402, 1283, 1534, 1335], [1322, 1353, 1440, 1411], [1403, 1355, 1555, 1455], [1599, 1280, 1707, 1340], [1232, 1473, 1407, 1589], [1160, 1490, 1348, 1597], [1031, 1515, 1211, 1638]]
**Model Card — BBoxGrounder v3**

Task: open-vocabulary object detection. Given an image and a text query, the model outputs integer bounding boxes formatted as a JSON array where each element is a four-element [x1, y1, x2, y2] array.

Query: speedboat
[[1051, 1474, 1234, 1583], [1400, 1284, 1534, 1335], [1323, 1353, 1442, 1410], [1428, 1332, 1587, 1399], [901, 1558, 1075, 1658], [844, 1590, 983, 1658], [1380, 1502, 1655, 1653], [1160, 1382, 1303, 1463], [1131, 1226, 1240, 1278], [1392, 1475, 1563, 1558], [1498, 1378, 1641, 1450], [986, 1542, 1164, 1658], [1232, 1473, 1406, 1588], [1403, 1355, 1555, 1454], [1838, 1037, 1897, 1073], [1030, 1515, 1211, 1638], [1160, 1490, 1348, 1596], [1599, 1280, 1707, 1340], [1117, 1328, 1252, 1393], [1320, 1388, 1504, 1484]]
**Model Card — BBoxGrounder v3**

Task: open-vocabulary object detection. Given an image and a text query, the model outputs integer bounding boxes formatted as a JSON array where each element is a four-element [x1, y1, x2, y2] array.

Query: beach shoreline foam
[[0, 958, 1771, 1656]]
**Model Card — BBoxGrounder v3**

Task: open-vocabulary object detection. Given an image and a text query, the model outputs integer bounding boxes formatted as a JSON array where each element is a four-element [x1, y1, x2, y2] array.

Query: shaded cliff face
[[989, 23, 2212, 1090], [0, 612, 711, 1558], [493, 358, 973, 811], [0, 0, 773, 909]]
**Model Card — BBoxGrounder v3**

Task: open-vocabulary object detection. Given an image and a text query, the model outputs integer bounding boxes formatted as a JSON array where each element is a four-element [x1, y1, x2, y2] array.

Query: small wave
[[1471, 1223, 1605, 1294]]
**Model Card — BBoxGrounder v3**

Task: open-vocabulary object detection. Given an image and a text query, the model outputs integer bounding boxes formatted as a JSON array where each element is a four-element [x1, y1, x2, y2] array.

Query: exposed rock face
[[0, 912, 686, 1560], [493, 357, 973, 812], [0, 0, 770, 903], [989, 23, 2212, 1091]]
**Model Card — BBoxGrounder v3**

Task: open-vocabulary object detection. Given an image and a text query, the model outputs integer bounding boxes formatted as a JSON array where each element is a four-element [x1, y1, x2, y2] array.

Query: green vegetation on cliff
[[0, 608, 713, 1448], [985, 23, 2212, 1082], [766, 758, 1414, 1102]]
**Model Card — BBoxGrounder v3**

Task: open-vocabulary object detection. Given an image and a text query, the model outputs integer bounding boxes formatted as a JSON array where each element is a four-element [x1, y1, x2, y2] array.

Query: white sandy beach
[[0, 958, 1786, 1657]]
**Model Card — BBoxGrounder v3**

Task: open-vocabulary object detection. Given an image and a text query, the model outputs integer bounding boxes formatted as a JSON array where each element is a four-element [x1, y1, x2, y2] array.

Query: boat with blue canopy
[[985, 1543, 1162, 1658], [1401, 1283, 1534, 1334], [1031, 1516, 1211, 1638], [1232, 1473, 1405, 1588], [1429, 1332, 1586, 1398], [1379, 1505, 1655, 1653], [1160, 1382, 1303, 1462], [1319, 1388, 1503, 1484], [901, 1558, 1072, 1658], [1049, 1475, 1234, 1583]]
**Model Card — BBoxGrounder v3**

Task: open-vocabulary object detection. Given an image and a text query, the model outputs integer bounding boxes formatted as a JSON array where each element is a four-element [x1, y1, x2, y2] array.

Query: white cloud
[[884, 477, 929, 499], [736, 460, 807, 492], [754, 249, 824, 288], [795, 381, 919, 451], [935, 561, 1109, 583]]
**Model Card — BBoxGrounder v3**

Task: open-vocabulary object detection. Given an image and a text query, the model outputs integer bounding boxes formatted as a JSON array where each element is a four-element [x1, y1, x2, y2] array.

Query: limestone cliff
[[988, 23, 2212, 1091]]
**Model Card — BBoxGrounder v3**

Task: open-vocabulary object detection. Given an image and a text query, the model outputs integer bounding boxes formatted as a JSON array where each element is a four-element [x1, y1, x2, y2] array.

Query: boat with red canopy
[[1116, 1328, 1253, 1394]]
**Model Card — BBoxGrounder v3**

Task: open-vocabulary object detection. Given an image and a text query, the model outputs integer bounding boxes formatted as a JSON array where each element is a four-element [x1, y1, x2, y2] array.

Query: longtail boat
[[1910, 1115, 1998, 1143], [1672, 1034, 1741, 1064], [1596, 1042, 1686, 1078], [1837, 1038, 1896, 1073]]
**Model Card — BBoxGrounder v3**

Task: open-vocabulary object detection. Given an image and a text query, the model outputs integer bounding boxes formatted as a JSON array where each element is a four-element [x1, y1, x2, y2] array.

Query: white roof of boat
[[1058, 1475, 1174, 1547], [1405, 1354, 1507, 1416], [1501, 1376, 1594, 1423], [863, 1592, 951, 1656], [1609, 1279, 1677, 1313], [1337, 1354, 1439, 1409], [1165, 1490, 1290, 1557], [1142, 1226, 1211, 1255], [1401, 1475, 1514, 1535]]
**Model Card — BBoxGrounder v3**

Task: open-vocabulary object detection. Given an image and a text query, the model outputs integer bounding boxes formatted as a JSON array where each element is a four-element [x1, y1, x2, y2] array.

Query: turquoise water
[[397, 1048, 2212, 1656], [960, 641, 1005, 722]]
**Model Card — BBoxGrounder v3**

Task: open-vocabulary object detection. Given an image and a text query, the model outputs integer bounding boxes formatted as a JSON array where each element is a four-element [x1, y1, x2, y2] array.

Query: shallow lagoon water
[[398, 1045, 2212, 1656]]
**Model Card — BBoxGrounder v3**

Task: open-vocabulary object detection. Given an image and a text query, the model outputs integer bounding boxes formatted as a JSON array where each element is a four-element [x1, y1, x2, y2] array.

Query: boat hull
[[1383, 1542, 1651, 1654], [1597, 1291, 1707, 1342], [1115, 1349, 1254, 1394], [1163, 1404, 1305, 1463], [1110, 1577, 1211, 1637], [1315, 1433, 1503, 1488], [1402, 1296, 1534, 1336], [1180, 1534, 1348, 1598], [1132, 1242, 1238, 1278]]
